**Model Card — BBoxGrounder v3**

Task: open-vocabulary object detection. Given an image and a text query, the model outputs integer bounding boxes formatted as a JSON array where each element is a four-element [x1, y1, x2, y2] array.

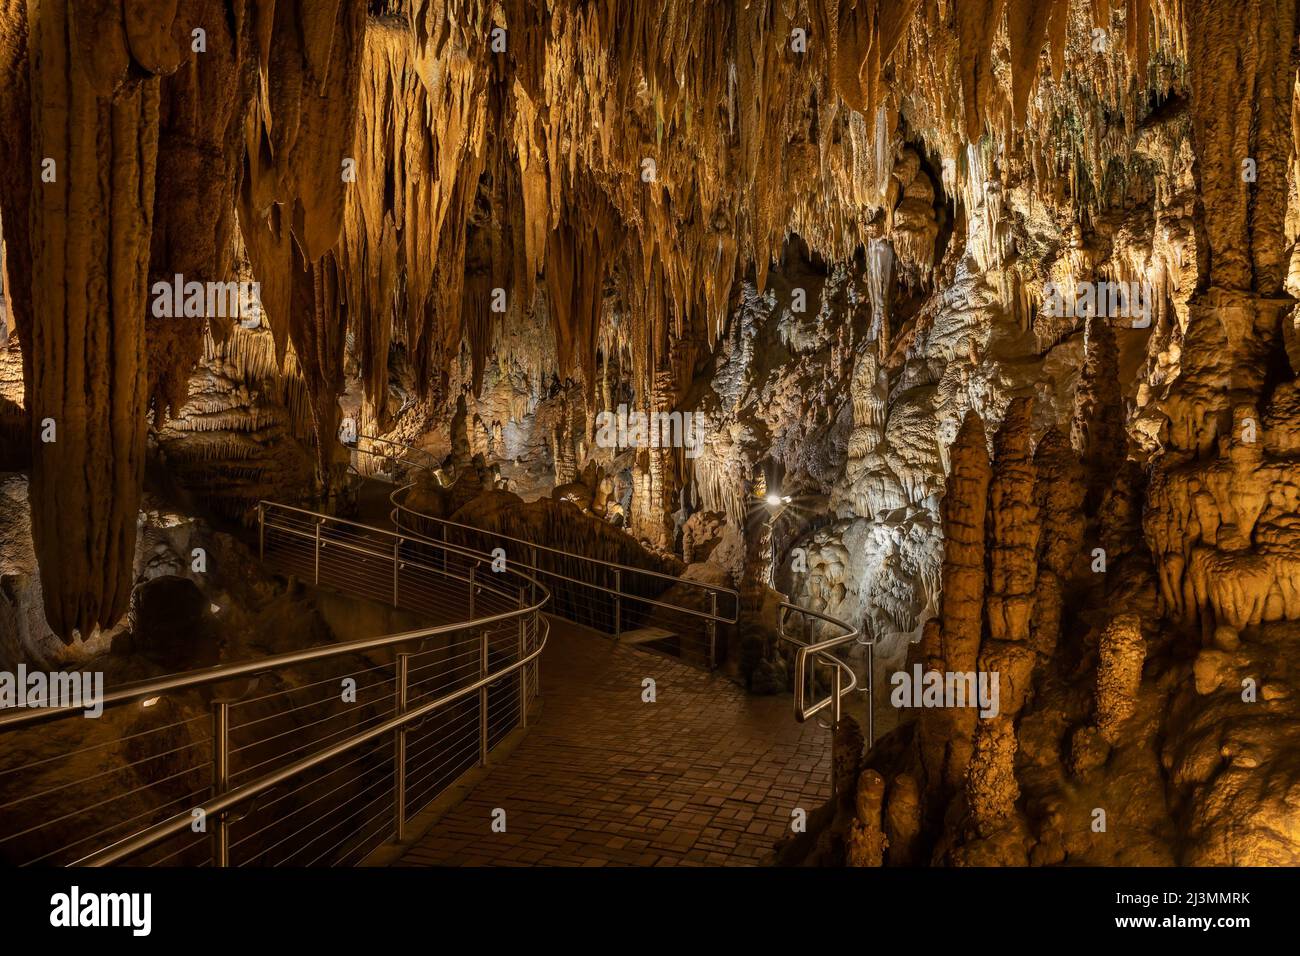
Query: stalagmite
[[985, 397, 1039, 646], [965, 715, 1020, 837], [882, 772, 921, 865], [1095, 613, 1145, 744], [1029, 428, 1086, 658], [965, 400, 1038, 836], [920, 411, 990, 797], [1071, 315, 1125, 512], [846, 769, 887, 867]]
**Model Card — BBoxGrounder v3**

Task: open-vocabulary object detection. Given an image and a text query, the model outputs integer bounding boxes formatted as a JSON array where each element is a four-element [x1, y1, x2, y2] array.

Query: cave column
[[1175, 0, 1297, 444], [1146, 0, 1300, 630], [26, 0, 161, 639]]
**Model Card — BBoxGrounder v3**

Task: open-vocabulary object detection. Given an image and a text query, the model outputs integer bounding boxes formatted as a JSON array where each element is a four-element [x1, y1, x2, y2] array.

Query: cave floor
[[393, 617, 831, 866]]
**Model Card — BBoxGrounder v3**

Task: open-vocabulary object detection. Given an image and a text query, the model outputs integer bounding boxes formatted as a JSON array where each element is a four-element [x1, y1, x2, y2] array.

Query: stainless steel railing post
[[518, 587, 527, 729], [832, 663, 842, 726], [468, 565, 476, 620], [532, 613, 540, 704], [613, 568, 621, 642], [211, 700, 230, 866], [802, 615, 811, 708], [394, 653, 409, 841], [258, 503, 265, 560], [314, 518, 322, 585], [392, 537, 401, 607], [479, 630, 489, 766], [866, 641, 874, 747], [707, 590, 717, 671]]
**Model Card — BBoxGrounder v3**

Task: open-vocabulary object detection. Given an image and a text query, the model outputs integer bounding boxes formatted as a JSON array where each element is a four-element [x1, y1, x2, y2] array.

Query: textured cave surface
[[0, 0, 1299, 867]]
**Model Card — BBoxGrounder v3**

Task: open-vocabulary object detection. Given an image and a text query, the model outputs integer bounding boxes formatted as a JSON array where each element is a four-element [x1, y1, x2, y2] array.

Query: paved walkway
[[395, 618, 831, 866]]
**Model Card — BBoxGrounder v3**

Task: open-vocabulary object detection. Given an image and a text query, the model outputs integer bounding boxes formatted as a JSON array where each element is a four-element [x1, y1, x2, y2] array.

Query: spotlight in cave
[[0, 0, 1297, 919]]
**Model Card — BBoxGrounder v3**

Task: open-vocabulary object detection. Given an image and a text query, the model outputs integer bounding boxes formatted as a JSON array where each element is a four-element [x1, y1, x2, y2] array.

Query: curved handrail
[[342, 433, 740, 625], [347, 434, 439, 478], [0, 500, 552, 867], [78, 618, 550, 866], [351, 432, 868, 739], [258, 499, 530, 599], [392, 484, 740, 623], [778, 603, 870, 743], [388, 482, 741, 622]]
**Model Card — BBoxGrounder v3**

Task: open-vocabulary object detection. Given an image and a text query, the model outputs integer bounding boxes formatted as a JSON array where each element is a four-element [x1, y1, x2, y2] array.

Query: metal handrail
[[353, 433, 869, 742], [778, 602, 872, 745], [0, 501, 551, 866], [343, 434, 738, 625], [77, 619, 550, 866], [346, 435, 439, 478], [388, 485, 740, 620], [341, 433, 738, 669], [392, 488, 739, 622]]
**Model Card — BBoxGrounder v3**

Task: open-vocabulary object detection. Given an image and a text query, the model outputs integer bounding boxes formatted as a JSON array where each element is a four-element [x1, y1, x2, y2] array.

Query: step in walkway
[[394, 617, 830, 867]]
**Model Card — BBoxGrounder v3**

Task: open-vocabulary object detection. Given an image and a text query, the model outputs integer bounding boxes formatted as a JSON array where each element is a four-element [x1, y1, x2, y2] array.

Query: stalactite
[[289, 246, 351, 485], [545, 183, 622, 403], [0, 0, 33, 390], [235, 0, 367, 488], [954, 0, 1006, 143], [147, 0, 257, 421], [1183, 0, 1296, 295], [1006, 0, 1058, 125]]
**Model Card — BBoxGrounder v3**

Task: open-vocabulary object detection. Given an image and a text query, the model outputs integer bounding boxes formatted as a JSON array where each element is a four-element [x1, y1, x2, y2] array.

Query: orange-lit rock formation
[[1, 0, 1298, 870]]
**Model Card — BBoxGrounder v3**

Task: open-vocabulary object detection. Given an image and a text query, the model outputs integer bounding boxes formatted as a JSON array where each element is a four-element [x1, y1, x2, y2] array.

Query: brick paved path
[[395, 618, 832, 866]]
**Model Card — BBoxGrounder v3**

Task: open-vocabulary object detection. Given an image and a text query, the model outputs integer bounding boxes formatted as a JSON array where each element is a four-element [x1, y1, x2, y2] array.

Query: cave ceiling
[[0, 0, 1294, 652]]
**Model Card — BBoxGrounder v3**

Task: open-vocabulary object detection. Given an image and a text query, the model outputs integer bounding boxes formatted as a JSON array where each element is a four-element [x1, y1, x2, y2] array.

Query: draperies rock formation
[[1, 0, 1299, 865]]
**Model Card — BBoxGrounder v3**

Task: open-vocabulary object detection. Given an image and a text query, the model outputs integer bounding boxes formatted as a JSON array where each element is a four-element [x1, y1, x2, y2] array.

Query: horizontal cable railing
[[346, 434, 439, 483], [374, 502, 736, 671], [342, 435, 741, 669], [0, 504, 548, 867], [350, 434, 871, 746]]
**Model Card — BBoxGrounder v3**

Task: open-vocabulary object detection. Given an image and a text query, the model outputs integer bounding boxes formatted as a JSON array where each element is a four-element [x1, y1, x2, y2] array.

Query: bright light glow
[[765, 494, 782, 507], [141, 697, 161, 708]]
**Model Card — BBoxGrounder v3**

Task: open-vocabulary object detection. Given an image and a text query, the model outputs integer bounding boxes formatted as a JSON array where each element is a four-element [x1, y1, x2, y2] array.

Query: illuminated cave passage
[[0, 0, 1299, 877]]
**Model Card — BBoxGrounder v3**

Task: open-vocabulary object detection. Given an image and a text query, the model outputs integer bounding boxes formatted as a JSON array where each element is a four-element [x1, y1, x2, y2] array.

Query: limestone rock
[[1096, 614, 1146, 744], [846, 769, 886, 867]]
